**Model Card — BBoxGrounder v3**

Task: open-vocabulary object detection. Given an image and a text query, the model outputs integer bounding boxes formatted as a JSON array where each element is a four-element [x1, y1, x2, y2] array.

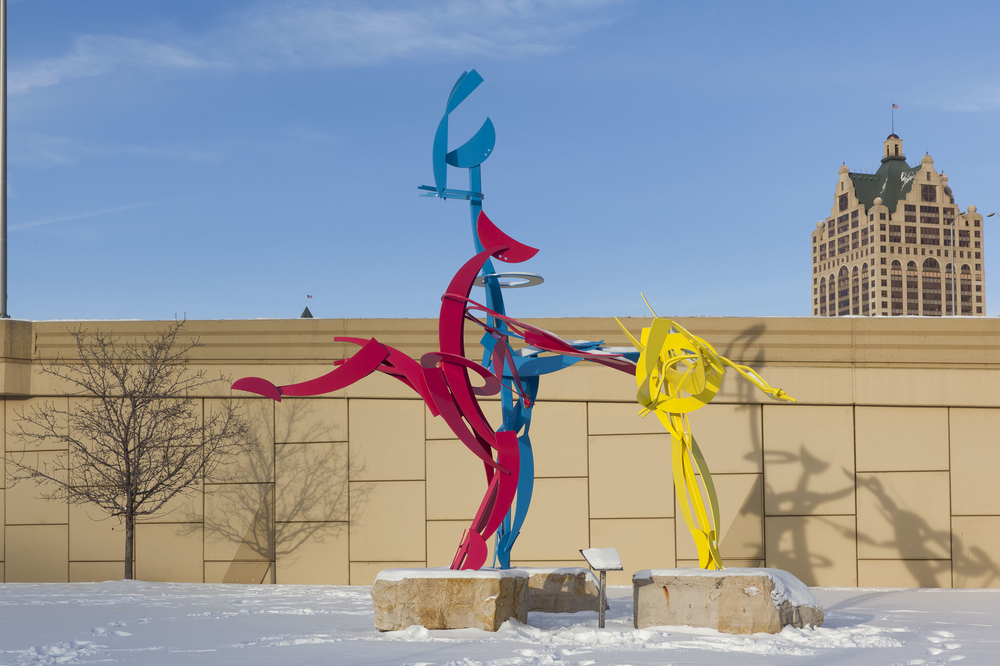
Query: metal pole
[[598, 570, 606, 629], [0, 0, 8, 318]]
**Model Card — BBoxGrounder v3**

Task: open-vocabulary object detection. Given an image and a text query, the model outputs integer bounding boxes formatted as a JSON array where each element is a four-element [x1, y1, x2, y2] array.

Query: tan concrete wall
[[3, 316, 1000, 587]]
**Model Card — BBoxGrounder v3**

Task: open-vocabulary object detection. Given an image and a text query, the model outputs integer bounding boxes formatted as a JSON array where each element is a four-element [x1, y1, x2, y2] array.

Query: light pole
[[0, 0, 8, 318]]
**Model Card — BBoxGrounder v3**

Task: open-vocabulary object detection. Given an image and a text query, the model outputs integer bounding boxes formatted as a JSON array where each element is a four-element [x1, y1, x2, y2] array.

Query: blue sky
[[9, 0, 1000, 321]]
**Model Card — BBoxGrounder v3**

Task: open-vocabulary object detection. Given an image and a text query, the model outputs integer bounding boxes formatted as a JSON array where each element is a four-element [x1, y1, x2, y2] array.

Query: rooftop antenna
[[891, 103, 898, 136]]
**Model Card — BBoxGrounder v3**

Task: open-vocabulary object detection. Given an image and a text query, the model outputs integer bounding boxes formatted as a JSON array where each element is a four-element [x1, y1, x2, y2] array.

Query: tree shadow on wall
[[763, 446, 855, 586], [851, 473, 1000, 588], [184, 396, 370, 582]]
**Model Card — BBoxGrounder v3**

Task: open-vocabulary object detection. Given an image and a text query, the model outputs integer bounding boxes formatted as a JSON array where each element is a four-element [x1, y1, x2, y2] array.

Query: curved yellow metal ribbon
[[616, 308, 794, 570]]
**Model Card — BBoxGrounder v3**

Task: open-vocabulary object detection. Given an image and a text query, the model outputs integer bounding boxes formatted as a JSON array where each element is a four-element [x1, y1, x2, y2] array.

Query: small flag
[[307, 295, 313, 298], [892, 104, 899, 109]]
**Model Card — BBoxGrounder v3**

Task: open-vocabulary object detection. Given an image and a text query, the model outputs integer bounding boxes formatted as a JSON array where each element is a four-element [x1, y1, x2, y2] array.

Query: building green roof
[[848, 156, 921, 214]]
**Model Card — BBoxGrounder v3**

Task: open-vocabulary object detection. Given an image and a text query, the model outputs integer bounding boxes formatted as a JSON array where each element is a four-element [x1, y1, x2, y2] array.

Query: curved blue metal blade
[[448, 71, 469, 105], [432, 115, 449, 194], [446, 117, 495, 168], [507, 353, 582, 377], [446, 69, 484, 114]]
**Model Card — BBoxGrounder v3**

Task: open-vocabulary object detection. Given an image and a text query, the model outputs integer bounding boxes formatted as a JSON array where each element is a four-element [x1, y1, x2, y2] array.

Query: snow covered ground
[[0, 580, 996, 665]]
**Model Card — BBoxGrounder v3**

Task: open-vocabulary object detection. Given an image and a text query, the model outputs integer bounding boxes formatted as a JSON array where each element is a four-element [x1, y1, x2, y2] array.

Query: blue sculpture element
[[420, 69, 637, 568]]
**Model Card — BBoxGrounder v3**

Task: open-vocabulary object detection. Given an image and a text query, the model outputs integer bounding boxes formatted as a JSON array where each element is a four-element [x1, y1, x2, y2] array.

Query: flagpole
[[891, 104, 894, 135]]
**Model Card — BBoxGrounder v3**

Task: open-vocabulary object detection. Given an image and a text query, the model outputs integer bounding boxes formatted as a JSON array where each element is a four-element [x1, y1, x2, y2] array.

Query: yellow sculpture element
[[616, 301, 795, 570]]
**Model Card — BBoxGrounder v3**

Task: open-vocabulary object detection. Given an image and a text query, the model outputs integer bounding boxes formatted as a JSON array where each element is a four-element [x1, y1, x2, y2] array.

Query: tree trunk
[[125, 512, 134, 580]]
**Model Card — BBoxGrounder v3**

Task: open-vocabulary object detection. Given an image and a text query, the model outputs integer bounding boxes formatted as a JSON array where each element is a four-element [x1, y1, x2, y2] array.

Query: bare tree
[[5, 320, 258, 579]]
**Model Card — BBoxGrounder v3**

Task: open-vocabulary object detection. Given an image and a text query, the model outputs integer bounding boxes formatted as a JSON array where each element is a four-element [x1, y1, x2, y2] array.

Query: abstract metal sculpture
[[233, 69, 794, 572], [616, 302, 795, 569], [234, 70, 633, 570]]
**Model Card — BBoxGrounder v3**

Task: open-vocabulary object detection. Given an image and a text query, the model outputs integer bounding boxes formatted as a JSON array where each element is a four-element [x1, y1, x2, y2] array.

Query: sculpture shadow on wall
[[179, 396, 369, 583], [721, 322, 767, 475], [852, 473, 1000, 588], [762, 446, 855, 586]]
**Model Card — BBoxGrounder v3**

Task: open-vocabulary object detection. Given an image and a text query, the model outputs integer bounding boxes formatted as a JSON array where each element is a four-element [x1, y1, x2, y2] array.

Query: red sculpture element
[[476, 211, 538, 262], [233, 212, 629, 570]]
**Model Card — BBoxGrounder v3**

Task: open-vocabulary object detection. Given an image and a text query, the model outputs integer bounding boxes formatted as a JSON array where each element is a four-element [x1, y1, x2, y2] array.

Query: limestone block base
[[371, 568, 529, 632], [519, 567, 607, 613], [633, 568, 824, 634]]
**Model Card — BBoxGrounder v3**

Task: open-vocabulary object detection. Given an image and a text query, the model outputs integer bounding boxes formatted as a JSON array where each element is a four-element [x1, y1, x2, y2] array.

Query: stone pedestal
[[520, 567, 607, 613], [371, 568, 528, 632], [633, 568, 824, 634]]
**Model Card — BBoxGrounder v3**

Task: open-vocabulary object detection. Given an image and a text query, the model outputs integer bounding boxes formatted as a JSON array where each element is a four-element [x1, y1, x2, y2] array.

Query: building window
[[880, 213, 886, 220], [921, 184, 936, 202], [839, 193, 848, 211]]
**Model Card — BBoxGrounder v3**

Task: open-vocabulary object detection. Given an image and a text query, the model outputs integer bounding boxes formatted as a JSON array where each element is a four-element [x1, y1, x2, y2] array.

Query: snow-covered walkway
[[0, 580, 995, 665]]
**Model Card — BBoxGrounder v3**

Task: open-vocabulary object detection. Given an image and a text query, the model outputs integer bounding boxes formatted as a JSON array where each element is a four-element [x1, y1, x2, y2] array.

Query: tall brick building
[[811, 135, 985, 316]]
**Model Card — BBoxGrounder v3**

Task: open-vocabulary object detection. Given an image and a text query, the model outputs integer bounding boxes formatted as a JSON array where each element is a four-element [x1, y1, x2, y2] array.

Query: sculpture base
[[371, 568, 528, 632], [632, 568, 824, 634], [519, 567, 607, 613]]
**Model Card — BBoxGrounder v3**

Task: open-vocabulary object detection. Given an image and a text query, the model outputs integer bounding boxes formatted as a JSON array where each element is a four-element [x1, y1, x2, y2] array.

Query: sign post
[[580, 547, 623, 628]]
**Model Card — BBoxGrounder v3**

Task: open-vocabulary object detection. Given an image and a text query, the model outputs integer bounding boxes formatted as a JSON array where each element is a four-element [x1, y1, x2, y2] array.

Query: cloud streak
[[11, 201, 165, 231], [10, 0, 624, 95], [11, 35, 224, 96], [13, 132, 218, 167]]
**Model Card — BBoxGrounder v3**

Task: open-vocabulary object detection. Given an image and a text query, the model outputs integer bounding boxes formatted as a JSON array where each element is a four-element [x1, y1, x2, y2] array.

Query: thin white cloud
[[13, 132, 218, 167], [910, 83, 1000, 113], [220, 0, 620, 70], [11, 35, 225, 96], [10, 0, 625, 94], [11, 201, 164, 231], [944, 85, 1000, 112]]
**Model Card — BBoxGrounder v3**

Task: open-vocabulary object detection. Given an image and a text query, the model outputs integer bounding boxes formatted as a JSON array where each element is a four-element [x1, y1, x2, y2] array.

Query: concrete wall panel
[[589, 434, 672, 519], [5, 525, 68, 582], [951, 408, 1000, 515], [275, 521, 348, 585], [765, 515, 857, 587], [275, 398, 347, 444], [763, 405, 856, 516], [349, 400, 424, 481], [135, 523, 203, 582], [69, 503, 124, 561], [348, 481, 425, 562], [275, 442, 349, 523], [857, 472, 951, 560], [858, 559, 952, 588], [856, 407, 949, 472]]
